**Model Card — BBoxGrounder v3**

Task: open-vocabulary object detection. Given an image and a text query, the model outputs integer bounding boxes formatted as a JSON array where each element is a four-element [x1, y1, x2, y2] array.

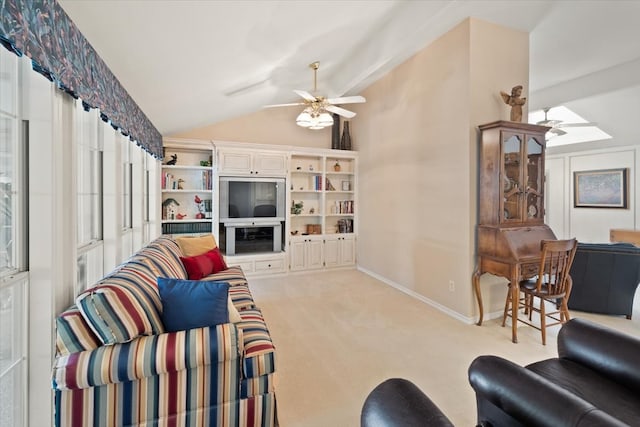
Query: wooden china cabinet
[[473, 120, 555, 343]]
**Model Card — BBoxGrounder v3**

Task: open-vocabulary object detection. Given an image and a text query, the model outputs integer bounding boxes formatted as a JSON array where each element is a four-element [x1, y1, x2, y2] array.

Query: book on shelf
[[311, 175, 323, 191], [337, 218, 353, 233], [161, 172, 175, 190], [333, 200, 354, 214], [162, 221, 212, 234], [326, 178, 335, 191], [201, 170, 212, 190]]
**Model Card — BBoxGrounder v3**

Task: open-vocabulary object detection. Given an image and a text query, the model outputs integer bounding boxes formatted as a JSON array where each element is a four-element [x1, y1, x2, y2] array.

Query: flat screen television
[[219, 176, 286, 224]]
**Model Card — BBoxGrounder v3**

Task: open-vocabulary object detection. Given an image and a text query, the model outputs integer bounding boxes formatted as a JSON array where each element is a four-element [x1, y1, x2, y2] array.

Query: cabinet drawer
[[233, 261, 255, 273], [254, 259, 284, 272], [520, 262, 539, 279]]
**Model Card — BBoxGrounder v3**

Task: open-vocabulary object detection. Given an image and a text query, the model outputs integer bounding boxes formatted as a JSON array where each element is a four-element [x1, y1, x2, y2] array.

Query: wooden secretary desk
[[473, 120, 554, 343]]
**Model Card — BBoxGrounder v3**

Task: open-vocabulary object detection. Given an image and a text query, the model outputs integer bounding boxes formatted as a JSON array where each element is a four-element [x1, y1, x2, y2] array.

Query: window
[[144, 154, 150, 224], [76, 103, 103, 246], [122, 138, 132, 230], [0, 47, 27, 427]]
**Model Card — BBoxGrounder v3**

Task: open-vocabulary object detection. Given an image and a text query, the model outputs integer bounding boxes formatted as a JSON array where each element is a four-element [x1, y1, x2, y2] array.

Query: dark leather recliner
[[568, 242, 640, 319], [361, 378, 454, 427], [361, 319, 640, 426]]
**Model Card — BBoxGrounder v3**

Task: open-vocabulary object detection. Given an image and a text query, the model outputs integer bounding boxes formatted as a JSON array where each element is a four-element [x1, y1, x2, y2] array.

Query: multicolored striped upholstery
[[53, 323, 240, 390], [240, 374, 276, 400], [139, 238, 188, 280], [202, 265, 249, 287], [53, 236, 277, 427], [237, 309, 276, 378], [76, 268, 165, 345], [55, 305, 101, 356], [228, 284, 257, 311]]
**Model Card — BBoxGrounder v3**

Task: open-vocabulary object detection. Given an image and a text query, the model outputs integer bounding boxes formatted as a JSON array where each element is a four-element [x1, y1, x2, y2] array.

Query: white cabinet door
[[339, 235, 356, 265], [289, 237, 323, 271], [307, 238, 324, 270], [218, 150, 253, 175], [289, 240, 307, 271], [323, 235, 355, 267], [218, 150, 287, 176], [254, 153, 287, 176], [323, 236, 340, 268]]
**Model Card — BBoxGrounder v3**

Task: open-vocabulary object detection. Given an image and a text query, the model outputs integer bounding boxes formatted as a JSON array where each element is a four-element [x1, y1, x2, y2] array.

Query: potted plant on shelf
[[291, 200, 304, 215]]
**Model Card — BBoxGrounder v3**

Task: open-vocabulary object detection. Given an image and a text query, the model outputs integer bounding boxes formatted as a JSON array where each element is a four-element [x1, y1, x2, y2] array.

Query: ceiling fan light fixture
[[296, 110, 313, 127], [316, 111, 333, 127], [264, 61, 364, 129]]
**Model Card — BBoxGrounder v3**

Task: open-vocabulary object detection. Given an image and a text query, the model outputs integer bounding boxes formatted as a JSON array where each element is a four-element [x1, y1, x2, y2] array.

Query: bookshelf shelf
[[288, 152, 356, 270], [161, 141, 214, 235]]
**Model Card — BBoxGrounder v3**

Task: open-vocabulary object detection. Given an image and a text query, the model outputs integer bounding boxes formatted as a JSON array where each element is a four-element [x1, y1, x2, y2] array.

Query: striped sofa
[[51, 236, 276, 427]]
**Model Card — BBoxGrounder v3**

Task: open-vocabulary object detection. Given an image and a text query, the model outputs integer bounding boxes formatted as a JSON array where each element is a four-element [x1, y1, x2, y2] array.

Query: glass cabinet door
[[525, 136, 544, 221], [501, 134, 523, 222]]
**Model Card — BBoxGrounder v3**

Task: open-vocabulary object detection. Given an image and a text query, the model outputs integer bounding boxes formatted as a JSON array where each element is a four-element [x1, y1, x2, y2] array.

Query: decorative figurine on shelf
[[165, 154, 177, 165], [309, 207, 315, 214], [176, 213, 187, 220], [162, 198, 179, 220], [194, 195, 205, 219], [177, 179, 185, 190], [334, 161, 341, 172], [500, 85, 526, 122]]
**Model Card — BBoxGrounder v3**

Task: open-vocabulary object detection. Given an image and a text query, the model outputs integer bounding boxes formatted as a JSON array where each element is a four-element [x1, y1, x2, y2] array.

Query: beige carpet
[[249, 269, 640, 427]]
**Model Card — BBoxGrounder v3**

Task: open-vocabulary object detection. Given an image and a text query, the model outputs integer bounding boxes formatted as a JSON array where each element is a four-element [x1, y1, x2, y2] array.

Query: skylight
[[528, 106, 612, 147]]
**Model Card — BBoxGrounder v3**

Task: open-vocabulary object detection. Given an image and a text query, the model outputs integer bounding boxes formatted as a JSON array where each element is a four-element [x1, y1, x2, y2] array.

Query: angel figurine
[[500, 85, 526, 122]]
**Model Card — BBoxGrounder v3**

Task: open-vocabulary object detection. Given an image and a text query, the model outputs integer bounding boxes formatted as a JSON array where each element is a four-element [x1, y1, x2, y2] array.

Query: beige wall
[[170, 104, 332, 149], [352, 18, 529, 320], [170, 18, 530, 321]]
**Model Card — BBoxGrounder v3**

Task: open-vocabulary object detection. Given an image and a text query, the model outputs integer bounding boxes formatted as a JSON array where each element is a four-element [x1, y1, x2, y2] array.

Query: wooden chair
[[502, 238, 578, 345]]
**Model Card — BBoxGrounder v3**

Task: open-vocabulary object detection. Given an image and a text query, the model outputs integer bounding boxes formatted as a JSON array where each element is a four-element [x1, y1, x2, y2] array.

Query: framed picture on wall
[[574, 168, 628, 208]]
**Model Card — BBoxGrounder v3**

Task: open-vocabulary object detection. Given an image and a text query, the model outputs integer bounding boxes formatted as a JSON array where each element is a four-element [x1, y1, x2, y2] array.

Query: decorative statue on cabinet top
[[500, 85, 526, 122], [165, 154, 177, 165]]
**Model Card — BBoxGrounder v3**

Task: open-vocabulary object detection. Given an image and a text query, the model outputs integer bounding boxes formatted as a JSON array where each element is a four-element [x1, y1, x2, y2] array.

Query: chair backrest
[[535, 238, 578, 296]]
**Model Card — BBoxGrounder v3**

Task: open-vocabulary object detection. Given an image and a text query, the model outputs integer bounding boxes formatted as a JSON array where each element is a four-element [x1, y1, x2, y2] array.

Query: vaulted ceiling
[[58, 0, 640, 149]]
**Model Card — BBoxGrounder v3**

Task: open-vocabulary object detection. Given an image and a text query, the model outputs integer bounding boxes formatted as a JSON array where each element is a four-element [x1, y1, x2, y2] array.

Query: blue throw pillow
[[157, 277, 230, 332]]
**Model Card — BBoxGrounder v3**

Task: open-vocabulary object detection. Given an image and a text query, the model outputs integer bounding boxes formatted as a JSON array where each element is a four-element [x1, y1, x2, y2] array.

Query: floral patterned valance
[[0, 0, 163, 158]]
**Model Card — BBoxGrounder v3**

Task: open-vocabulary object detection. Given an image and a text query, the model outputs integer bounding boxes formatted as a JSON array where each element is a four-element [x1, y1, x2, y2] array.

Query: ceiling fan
[[264, 61, 366, 129], [537, 107, 596, 137]]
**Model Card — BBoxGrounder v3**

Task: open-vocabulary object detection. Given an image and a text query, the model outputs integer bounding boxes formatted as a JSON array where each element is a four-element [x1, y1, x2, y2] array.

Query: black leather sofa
[[568, 242, 640, 319], [361, 318, 640, 427]]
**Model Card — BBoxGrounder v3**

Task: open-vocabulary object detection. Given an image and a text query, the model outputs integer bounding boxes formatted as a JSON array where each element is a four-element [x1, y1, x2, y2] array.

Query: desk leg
[[473, 267, 483, 326], [511, 273, 519, 344]]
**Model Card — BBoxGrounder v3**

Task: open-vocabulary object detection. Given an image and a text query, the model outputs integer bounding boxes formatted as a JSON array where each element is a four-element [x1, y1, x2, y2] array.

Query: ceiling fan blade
[[548, 128, 567, 136], [263, 102, 306, 108], [326, 95, 366, 104], [325, 105, 356, 118], [556, 122, 597, 128], [294, 90, 317, 102], [537, 119, 562, 127]]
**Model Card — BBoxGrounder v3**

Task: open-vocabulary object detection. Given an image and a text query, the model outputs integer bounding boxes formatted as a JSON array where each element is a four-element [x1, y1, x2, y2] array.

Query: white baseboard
[[358, 266, 479, 325]]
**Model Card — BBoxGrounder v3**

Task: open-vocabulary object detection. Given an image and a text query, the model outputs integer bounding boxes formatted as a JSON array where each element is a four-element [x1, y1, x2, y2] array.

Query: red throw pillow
[[206, 247, 228, 274], [180, 252, 215, 280]]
